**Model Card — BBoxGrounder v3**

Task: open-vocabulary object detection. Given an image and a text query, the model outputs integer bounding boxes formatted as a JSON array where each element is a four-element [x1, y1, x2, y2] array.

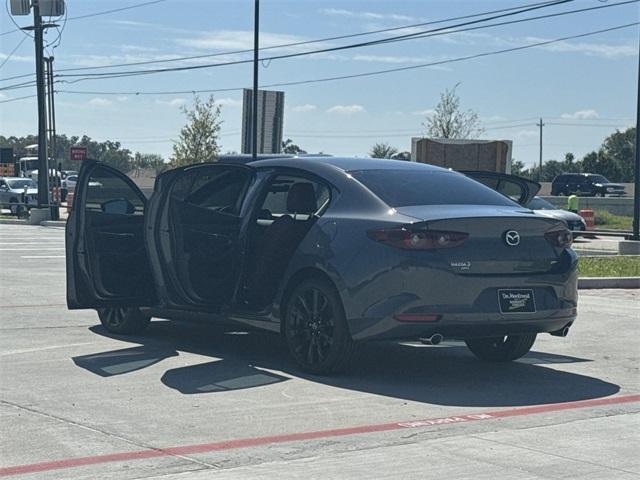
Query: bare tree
[[171, 95, 222, 167], [423, 84, 483, 139], [369, 142, 399, 159]]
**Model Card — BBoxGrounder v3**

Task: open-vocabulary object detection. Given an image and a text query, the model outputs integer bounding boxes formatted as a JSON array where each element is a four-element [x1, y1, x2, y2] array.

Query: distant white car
[[62, 175, 78, 191]]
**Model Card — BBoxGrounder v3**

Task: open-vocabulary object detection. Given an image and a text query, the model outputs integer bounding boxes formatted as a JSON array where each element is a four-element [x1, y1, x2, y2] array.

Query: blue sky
[[1, 0, 638, 166]]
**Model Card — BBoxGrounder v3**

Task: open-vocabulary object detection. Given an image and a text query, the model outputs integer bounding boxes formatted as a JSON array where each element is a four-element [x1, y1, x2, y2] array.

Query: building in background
[[241, 89, 285, 154], [411, 137, 513, 173]]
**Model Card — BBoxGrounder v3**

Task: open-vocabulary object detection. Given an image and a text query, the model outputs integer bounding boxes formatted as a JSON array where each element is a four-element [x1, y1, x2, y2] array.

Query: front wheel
[[97, 307, 150, 334], [465, 334, 536, 362], [283, 278, 357, 374]]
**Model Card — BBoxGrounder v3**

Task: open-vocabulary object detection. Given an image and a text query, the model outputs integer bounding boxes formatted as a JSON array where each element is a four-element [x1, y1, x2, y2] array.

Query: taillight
[[367, 228, 468, 250], [545, 228, 573, 248]]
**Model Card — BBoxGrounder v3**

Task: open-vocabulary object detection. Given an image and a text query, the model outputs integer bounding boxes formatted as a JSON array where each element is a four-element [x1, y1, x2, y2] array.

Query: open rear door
[[66, 160, 155, 309], [461, 171, 541, 206]]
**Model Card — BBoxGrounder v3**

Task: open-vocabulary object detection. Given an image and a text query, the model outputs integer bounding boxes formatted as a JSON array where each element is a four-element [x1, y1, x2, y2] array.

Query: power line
[[9, 0, 575, 77], [54, 23, 640, 97], [0, 93, 37, 103], [0, 0, 168, 37], [52, 0, 637, 85], [53, 0, 582, 82], [0, 34, 28, 70], [546, 122, 634, 127]]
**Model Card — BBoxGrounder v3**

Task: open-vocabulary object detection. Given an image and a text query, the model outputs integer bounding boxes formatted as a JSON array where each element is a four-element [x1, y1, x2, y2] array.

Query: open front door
[[66, 160, 155, 309], [461, 171, 541, 206]]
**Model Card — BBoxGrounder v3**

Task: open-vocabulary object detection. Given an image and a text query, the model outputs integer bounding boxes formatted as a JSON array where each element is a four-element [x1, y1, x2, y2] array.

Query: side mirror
[[101, 198, 135, 215], [0, 185, 8, 191]]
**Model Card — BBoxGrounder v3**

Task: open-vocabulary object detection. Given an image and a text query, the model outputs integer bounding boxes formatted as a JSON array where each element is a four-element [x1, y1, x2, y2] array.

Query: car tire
[[97, 307, 151, 334], [9, 199, 20, 216], [465, 334, 537, 362], [283, 278, 357, 375]]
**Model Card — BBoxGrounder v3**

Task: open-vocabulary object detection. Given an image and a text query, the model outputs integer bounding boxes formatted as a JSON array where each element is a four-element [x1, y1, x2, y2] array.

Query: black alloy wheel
[[465, 333, 537, 362], [284, 279, 356, 374], [97, 307, 150, 334]]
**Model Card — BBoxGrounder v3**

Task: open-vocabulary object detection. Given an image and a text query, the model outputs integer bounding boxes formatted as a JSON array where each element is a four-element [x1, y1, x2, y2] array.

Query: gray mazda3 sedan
[[66, 156, 578, 374]]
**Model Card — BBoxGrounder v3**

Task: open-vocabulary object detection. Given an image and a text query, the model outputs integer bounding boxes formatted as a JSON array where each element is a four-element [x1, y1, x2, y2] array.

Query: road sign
[[69, 146, 87, 161]]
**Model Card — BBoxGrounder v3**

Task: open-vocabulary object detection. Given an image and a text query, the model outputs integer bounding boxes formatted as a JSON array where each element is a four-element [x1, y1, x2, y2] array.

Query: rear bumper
[[341, 249, 579, 342]]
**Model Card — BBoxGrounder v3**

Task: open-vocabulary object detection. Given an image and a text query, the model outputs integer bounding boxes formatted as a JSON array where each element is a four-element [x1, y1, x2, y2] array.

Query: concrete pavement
[[0, 224, 638, 479]]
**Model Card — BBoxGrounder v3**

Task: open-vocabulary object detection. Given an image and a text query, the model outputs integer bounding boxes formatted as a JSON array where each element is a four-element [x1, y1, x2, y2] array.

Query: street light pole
[[252, 0, 260, 161]]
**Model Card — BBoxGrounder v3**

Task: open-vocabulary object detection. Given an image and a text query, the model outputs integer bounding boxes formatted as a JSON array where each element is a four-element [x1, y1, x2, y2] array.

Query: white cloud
[[88, 98, 112, 107], [116, 96, 129, 102], [412, 109, 435, 116], [120, 44, 158, 53], [516, 130, 538, 139], [560, 109, 599, 120], [177, 31, 327, 54], [155, 98, 186, 107], [321, 8, 415, 22], [327, 104, 366, 114], [290, 104, 317, 113], [525, 37, 637, 59], [353, 54, 428, 64], [216, 98, 242, 107], [0, 52, 32, 63]]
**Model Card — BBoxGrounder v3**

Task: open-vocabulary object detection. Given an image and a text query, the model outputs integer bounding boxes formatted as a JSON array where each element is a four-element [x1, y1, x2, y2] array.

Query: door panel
[[66, 161, 154, 309], [461, 171, 541, 206], [160, 163, 254, 310]]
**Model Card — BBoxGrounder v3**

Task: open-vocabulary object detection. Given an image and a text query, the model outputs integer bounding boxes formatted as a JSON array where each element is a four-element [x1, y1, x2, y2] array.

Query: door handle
[[100, 232, 135, 238]]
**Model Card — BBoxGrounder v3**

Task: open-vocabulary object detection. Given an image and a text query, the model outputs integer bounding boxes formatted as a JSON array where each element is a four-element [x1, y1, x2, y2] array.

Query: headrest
[[287, 182, 317, 214]]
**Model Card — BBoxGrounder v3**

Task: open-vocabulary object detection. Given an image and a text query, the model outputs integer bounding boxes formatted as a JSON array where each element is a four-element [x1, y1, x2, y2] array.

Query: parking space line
[[20, 255, 65, 258], [1, 394, 638, 477]]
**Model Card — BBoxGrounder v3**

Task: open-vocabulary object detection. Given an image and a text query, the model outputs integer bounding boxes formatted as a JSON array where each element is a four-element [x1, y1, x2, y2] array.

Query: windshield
[[527, 197, 555, 210], [7, 179, 35, 189], [351, 169, 517, 208]]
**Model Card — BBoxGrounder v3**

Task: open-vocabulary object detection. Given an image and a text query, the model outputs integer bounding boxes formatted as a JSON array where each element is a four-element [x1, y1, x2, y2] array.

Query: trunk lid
[[396, 205, 566, 275]]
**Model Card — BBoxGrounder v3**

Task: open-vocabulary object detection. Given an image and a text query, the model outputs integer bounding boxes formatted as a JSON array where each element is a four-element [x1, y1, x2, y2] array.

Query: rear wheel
[[97, 307, 150, 334], [465, 334, 536, 362], [283, 278, 356, 374]]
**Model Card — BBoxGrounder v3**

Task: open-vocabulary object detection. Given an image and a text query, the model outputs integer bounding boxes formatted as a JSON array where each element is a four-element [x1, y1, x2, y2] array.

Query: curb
[[39, 220, 67, 227], [578, 277, 640, 289], [0, 218, 28, 225]]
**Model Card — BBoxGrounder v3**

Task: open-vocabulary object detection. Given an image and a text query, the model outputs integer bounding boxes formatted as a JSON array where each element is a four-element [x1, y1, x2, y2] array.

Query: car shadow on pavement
[[74, 319, 620, 407]]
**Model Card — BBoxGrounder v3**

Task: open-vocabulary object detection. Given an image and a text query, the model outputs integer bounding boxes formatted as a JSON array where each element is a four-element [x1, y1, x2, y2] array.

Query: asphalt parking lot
[[0, 223, 639, 479]]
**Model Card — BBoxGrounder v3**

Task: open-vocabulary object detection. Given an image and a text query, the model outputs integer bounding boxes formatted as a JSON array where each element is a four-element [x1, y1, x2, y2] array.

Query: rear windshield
[[351, 169, 517, 208]]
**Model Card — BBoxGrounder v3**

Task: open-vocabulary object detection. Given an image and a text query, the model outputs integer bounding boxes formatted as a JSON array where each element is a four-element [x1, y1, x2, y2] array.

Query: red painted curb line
[[2, 394, 639, 477]]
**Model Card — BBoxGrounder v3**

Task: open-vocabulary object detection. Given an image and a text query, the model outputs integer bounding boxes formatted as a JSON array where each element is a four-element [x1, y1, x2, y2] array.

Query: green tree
[[423, 84, 483, 139], [281, 138, 306, 154], [369, 142, 399, 158], [171, 95, 222, 167], [580, 127, 635, 182]]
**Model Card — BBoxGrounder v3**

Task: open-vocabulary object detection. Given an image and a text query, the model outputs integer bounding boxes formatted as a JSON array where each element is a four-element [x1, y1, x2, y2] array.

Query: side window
[[260, 175, 331, 219], [85, 166, 145, 215], [171, 166, 251, 215]]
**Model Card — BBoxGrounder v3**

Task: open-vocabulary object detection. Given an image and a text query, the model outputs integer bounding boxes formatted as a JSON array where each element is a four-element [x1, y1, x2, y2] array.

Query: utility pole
[[251, 0, 260, 161], [632, 33, 640, 241], [33, 1, 49, 208], [537, 117, 544, 182]]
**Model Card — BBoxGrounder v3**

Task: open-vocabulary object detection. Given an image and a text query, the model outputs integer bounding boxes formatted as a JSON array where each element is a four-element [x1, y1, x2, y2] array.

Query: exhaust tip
[[550, 324, 571, 337], [420, 333, 444, 345]]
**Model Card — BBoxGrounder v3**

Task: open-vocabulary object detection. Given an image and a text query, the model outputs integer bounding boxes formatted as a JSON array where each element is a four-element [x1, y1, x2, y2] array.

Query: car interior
[[167, 166, 252, 307], [82, 165, 154, 302], [241, 174, 331, 309]]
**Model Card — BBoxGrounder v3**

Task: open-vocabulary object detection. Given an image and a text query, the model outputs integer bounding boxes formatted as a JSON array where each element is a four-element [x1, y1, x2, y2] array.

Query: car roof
[[247, 155, 445, 173]]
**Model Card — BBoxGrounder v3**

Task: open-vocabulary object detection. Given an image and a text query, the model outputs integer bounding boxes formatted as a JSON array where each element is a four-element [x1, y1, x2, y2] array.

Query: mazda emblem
[[504, 230, 520, 246]]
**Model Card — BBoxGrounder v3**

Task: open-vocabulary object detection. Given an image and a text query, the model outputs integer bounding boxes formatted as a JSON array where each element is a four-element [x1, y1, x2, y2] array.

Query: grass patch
[[579, 256, 640, 278], [593, 210, 633, 230]]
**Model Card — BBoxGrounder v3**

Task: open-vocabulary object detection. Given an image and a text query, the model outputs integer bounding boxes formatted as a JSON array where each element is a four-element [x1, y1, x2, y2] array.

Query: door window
[[260, 175, 330, 219], [85, 166, 145, 215]]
